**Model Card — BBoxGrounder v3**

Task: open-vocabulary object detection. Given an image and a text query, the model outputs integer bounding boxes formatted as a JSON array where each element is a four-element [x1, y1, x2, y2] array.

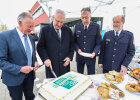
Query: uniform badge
[[77, 31, 81, 33], [106, 39, 110, 44], [133, 40, 135, 45], [100, 31, 102, 36], [106, 39, 110, 42]]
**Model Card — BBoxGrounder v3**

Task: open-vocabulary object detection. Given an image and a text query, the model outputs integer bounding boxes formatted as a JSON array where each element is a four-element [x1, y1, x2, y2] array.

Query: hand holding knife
[[33, 64, 44, 69]]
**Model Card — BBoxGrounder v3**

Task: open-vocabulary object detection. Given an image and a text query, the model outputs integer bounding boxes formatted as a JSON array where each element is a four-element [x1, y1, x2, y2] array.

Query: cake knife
[[49, 64, 57, 78], [33, 64, 44, 69]]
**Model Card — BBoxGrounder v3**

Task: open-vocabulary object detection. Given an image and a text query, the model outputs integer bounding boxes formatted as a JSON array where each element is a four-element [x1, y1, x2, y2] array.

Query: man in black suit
[[37, 9, 75, 78]]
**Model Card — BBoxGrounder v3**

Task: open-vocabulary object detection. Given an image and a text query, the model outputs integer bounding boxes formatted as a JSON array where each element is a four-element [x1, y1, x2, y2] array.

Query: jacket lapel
[[85, 22, 93, 34], [61, 26, 65, 42], [110, 30, 117, 40], [79, 23, 84, 35], [118, 30, 125, 40], [50, 23, 61, 42], [12, 28, 26, 57]]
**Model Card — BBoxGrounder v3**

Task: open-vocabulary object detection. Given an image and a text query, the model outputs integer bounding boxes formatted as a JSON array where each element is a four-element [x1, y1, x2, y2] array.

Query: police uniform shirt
[[114, 29, 122, 36], [84, 23, 89, 30]]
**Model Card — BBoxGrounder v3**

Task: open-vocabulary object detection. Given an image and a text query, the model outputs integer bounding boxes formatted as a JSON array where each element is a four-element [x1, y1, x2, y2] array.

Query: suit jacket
[[99, 30, 135, 71], [74, 22, 101, 64], [0, 28, 37, 86], [37, 23, 75, 77]]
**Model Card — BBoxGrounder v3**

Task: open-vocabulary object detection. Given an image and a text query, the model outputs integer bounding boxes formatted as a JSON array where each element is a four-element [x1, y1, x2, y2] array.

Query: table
[[35, 74, 140, 100]]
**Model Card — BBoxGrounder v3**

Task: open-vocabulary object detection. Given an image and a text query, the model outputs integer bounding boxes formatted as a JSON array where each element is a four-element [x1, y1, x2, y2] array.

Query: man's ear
[[18, 21, 22, 27], [52, 16, 54, 21]]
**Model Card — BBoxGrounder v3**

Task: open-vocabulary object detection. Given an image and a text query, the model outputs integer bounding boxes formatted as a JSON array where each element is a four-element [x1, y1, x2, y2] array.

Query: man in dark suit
[[74, 7, 102, 75], [0, 12, 39, 100], [98, 15, 135, 74], [37, 9, 75, 78]]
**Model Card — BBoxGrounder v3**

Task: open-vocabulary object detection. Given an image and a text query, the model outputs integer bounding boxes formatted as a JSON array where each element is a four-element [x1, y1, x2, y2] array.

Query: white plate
[[126, 89, 140, 95], [80, 52, 92, 57]]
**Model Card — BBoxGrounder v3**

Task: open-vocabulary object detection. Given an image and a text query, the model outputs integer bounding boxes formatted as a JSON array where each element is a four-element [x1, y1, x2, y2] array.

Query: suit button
[[115, 42, 117, 45], [84, 42, 86, 44], [114, 48, 116, 50], [112, 61, 114, 63], [84, 36, 86, 38], [113, 55, 115, 57], [84, 48, 86, 50]]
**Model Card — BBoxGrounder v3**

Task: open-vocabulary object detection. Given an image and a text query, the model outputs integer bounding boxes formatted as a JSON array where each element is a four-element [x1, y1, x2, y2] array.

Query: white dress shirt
[[16, 27, 33, 57]]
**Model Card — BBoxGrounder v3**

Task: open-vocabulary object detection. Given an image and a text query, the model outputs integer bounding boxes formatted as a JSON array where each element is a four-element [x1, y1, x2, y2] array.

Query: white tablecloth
[[35, 74, 140, 100]]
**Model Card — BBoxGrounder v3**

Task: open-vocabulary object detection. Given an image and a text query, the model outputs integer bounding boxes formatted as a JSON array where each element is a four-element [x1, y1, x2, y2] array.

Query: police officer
[[98, 15, 135, 74], [74, 7, 101, 75]]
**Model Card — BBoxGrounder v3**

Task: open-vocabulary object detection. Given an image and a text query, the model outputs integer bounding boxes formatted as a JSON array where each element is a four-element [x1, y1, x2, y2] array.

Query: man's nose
[[58, 23, 62, 27]]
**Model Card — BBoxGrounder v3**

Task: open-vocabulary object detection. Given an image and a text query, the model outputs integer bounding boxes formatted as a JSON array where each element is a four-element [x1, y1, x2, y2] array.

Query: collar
[[53, 22, 61, 32], [16, 27, 25, 38], [84, 22, 90, 29], [114, 29, 122, 36]]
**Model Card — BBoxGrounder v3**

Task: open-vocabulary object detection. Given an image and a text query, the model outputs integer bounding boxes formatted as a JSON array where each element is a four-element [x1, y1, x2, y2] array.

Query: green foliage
[[0, 25, 8, 32]]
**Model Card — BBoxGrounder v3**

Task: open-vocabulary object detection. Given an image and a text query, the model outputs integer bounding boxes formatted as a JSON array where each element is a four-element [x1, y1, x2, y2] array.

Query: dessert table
[[35, 73, 140, 100]]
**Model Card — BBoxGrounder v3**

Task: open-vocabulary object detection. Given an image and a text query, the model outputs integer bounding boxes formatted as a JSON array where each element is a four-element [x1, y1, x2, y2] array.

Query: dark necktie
[[56, 29, 61, 40], [84, 26, 87, 32], [23, 34, 32, 66], [115, 32, 119, 39]]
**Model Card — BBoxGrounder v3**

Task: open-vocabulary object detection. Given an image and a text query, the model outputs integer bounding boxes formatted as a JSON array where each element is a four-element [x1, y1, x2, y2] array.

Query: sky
[[0, 0, 36, 29], [0, 0, 140, 45]]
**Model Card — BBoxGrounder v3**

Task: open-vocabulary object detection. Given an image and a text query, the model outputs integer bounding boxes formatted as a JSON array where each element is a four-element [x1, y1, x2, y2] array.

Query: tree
[[0, 24, 8, 32]]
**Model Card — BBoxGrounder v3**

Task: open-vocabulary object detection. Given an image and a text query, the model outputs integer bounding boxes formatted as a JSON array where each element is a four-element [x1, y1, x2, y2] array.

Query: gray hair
[[54, 9, 65, 17], [17, 12, 33, 23], [81, 7, 91, 14], [113, 15, 125, 23]]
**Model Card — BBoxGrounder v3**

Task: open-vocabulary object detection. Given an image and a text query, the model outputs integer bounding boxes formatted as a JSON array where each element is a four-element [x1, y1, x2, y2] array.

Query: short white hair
[[54, 9, 65, 17]]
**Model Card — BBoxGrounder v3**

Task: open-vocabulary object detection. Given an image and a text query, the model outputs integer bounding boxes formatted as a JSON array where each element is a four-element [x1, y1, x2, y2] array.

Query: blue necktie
[[23, 35, 32, 66]]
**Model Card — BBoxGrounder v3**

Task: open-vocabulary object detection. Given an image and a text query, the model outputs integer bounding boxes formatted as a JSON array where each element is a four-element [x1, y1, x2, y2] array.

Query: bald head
[[113, 15, 125, 23]]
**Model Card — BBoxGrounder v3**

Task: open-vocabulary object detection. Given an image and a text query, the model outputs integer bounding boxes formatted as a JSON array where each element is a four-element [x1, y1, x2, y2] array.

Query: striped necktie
[[56, 29, 61, 40], [23, 34, 32, 66]]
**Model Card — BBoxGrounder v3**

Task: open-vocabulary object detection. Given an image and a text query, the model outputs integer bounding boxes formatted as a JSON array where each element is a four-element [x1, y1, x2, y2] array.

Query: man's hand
[[90, 52, 96, 58], [98, 64, 103, 69], [44, 59, 52, 70], [33, 62, 39, 71], [63, 57, 71, 67], [44, 59, 51, 67], [20, 66, 33, 74], [78, 49, 82, 55], [120, 65, 127, 74]]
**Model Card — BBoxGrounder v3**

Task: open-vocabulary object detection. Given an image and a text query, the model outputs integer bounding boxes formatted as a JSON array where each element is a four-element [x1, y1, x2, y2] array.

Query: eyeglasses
[[54, 17, 64, 24], [81, 16, 90, 20]]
